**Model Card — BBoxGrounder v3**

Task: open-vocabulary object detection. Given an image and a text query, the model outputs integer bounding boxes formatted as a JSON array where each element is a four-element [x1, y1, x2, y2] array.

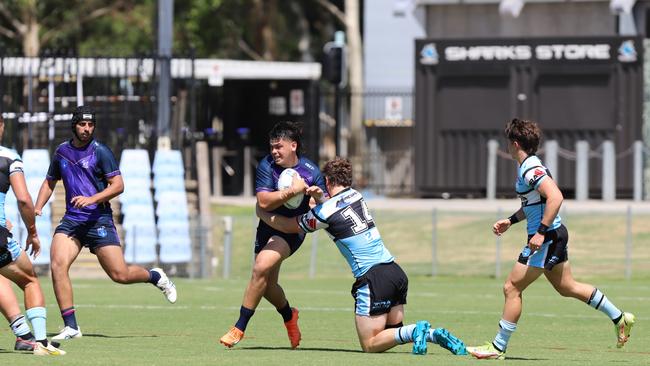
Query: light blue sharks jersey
[[516, 155, 562, 235], [297, 188, 394, 278], [0, 146, 24, 228]]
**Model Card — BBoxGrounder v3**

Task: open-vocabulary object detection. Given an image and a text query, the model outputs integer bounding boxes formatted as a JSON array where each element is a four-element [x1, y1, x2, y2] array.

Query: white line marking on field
[[52, 303, 643, 321]]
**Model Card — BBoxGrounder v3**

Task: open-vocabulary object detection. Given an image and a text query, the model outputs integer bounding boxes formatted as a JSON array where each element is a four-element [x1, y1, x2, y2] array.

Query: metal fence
[[213, 205, 650, 280], [487, 139, 650, 201], [0, 52, 197, 157]]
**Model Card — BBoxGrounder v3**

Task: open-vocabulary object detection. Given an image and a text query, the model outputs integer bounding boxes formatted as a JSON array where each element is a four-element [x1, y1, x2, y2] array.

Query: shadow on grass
[[504, 356, 550, 361], [46, 333, 159, 339], [240, 346, 363, 353], [0, 348, 35, 355]]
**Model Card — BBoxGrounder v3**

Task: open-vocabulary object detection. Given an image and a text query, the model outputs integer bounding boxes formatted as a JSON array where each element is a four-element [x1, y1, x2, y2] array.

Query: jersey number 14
[[341, 202, 374, 234]]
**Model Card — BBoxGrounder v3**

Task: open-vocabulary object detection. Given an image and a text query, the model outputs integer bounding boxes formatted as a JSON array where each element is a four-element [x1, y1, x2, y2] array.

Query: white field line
[[57, 303, 644, 321]]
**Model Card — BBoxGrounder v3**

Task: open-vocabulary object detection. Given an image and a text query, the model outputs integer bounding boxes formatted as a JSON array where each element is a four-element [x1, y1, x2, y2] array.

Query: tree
[[0, 0, 131, 56]]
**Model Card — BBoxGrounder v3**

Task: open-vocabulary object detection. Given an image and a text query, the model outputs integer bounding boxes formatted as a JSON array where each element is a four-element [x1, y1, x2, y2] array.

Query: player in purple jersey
[[0, 115, 65, 355], [220, 121, 327, 349], [33, 106, 177, 341]]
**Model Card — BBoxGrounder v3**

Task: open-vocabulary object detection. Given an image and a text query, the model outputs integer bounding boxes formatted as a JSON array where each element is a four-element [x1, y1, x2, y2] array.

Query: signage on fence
[[418, 37, 641, 65], [269, 96, 287, 115], [384, 96, 403, 120], [289, 89, 305, 115]]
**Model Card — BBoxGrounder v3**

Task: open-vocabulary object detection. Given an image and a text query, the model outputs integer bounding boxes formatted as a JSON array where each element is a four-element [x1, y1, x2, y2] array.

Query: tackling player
[[466, 118, 635, 360], [256, 157, 467, 355]]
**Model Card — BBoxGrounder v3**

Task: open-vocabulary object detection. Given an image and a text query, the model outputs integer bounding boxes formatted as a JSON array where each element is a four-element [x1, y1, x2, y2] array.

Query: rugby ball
[[277, 168, 304, 209]]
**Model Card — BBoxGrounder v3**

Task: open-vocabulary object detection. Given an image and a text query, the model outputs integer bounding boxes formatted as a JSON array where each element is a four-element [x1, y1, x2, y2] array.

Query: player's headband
[[72, 111, 96, 124]]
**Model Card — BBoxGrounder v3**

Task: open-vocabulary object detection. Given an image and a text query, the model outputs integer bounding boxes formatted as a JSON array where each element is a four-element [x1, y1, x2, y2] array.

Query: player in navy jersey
[[467, 119, 635, 360], [255, 157, 467, 355], [220, 121, 327, 349], [33, 106, 177, 341], [0, 116, 65, 355]]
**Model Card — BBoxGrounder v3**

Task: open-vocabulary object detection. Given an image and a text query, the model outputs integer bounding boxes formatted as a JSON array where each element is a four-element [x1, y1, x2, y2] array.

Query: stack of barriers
[[6, 149, 53, 265], [119, 149, 157, 264], [152, 150, 192, 265]]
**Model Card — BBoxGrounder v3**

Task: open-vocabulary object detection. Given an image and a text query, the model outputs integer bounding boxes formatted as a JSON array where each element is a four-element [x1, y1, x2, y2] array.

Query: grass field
[[212, 205, 650, 280], [0, 277, 647, 365]]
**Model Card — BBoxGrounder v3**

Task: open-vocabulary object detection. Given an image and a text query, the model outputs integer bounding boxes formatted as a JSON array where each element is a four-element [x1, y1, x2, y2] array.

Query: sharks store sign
[[419, 37, 640, 65]]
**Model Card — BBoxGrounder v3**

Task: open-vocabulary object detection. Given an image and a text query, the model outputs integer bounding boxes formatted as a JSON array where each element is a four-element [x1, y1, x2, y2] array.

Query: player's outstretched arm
[[255, 203, 302, 234], [34, 179, 57, 216]]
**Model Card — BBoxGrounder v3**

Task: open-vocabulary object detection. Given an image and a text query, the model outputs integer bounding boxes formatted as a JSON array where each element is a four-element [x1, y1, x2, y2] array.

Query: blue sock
[[588, 288, 622, 323], [10, 314, 32, 337], [492, 319, 516, 352], [278, 302, 293, 323], [234, 306, 255, 331], [394, 324, 416, 344], [61, 306, 78, 330], [148, 269, 161, 285], [25, 307, 47, 341]]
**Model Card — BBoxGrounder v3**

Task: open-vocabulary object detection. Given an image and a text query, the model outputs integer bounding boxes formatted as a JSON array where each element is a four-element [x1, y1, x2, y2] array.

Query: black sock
[[492, 342, 504, 353], [613, 314, 623, 325], [234, 306, 255, 332], [37, 339, 48, 347], [278, 302, 293, 323], [61, 306, 78, 330], [148, 269, 162, 285], [19, 332, 34, 340]]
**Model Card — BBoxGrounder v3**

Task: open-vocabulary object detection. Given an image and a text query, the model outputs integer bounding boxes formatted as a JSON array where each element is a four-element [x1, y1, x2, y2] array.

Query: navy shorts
[[55, 216, 121, 254], [518, 224, 569, 271], [351, 262, 408, 316], [255, 221, 305, 255]]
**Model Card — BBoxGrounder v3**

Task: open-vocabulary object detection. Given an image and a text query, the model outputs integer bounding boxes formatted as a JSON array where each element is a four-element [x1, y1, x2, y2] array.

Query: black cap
[[71, 105, 96, 125]]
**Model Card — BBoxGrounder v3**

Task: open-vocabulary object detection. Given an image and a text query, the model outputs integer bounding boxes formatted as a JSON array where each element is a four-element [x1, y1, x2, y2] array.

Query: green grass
[[212, 205, 650, 280], [1, 277, 647, 365]]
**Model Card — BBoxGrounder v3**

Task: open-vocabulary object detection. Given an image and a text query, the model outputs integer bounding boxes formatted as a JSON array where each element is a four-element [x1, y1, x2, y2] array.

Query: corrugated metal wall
[[414, 37, 643, 198]]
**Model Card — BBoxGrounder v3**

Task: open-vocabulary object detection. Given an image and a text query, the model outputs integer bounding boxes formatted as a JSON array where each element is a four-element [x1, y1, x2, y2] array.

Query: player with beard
[[34, 106, 177, 340]]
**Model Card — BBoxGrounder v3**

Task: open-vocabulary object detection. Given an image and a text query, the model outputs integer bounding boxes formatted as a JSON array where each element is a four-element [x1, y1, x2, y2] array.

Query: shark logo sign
[[618, 40, 637, 63], [420, 43, 439, 65]]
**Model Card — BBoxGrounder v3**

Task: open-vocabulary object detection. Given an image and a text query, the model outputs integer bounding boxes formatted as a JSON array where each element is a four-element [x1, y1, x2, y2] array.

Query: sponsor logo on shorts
[[371, 300, 392, 311], [97, 226, 107, 238]]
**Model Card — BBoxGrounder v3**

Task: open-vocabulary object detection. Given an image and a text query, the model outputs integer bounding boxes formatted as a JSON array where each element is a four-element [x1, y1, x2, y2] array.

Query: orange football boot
[[220, 327, 244, 348], [284, 308, 301, 349]]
